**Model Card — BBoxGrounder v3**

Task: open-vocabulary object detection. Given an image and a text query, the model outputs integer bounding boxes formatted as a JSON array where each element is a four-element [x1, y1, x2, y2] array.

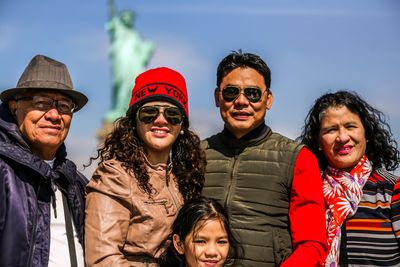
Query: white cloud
[[65, 28, 109, 65], [146, 33, 215, 113], [148, 34, 211, 85]]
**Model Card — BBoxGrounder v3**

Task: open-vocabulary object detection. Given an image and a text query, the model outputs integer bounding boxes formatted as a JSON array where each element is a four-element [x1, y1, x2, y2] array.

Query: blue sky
[[1, 0, 399, 176]]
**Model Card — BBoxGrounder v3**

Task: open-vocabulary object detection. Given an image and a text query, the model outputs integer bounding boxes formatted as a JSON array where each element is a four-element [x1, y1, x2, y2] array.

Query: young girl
[[161, 196, 240, 267]]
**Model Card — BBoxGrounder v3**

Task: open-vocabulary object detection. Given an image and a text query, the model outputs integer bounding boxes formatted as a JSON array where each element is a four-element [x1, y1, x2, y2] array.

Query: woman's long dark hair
[[298, 90, 399, 171], [88, 109, 206, 201], [160, 196, 241, 267]]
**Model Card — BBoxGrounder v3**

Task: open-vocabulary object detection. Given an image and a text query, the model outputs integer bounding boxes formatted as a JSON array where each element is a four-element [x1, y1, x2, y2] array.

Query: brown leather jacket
[[85, 159, 184, 267]]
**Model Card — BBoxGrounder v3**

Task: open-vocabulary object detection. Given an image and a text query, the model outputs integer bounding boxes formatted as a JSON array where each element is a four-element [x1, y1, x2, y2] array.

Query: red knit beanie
[[128, 67, 189, 122]]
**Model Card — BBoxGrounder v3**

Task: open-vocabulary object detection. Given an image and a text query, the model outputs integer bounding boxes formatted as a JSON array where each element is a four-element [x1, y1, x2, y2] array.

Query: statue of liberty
[[104, 0, 155, 122]]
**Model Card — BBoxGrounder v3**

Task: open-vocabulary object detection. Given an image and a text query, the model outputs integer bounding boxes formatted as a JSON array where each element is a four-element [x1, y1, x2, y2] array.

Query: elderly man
[[0, 55, 88, 267], [202, 51, 327, 266]]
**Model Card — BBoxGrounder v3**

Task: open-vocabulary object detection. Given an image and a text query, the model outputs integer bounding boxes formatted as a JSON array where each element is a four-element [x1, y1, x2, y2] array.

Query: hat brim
[[0, 87, 88, 112]]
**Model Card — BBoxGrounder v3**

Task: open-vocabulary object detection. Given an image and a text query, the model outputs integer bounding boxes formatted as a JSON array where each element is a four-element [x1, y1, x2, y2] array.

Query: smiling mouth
[[151, 128, 170, 134], [232, 111, 251, 119], [336, 146, 353, 155], [40, 125, 62, 130], [39, 126, 62, 136], [202, 260, 220, 267]]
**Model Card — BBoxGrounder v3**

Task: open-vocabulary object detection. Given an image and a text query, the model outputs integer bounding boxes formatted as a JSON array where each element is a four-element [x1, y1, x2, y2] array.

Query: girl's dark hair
[[88, 109, 206, 201], [298, 90, 399, 171], [160, 196, 241, 267]]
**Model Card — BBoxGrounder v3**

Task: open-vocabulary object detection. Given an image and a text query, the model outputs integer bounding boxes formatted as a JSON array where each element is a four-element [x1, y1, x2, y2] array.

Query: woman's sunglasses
[[138, 105, 183, 125], [221, 86, 266, 103]]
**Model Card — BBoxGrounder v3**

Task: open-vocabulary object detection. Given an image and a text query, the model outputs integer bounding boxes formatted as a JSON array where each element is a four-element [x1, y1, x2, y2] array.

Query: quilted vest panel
[[203, 131, 303, 266]]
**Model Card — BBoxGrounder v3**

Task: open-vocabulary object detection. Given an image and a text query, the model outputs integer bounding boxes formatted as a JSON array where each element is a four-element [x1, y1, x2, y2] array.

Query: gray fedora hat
[[0, 54, 88, 112]]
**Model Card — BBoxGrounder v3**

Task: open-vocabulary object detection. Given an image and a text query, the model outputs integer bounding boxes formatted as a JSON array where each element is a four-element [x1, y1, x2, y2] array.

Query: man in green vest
[[202, 51, 327, 266]]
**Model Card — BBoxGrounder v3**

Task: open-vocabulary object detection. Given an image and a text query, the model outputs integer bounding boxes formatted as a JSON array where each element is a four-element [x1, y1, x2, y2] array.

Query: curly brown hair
[[90, 113, 206, 202]]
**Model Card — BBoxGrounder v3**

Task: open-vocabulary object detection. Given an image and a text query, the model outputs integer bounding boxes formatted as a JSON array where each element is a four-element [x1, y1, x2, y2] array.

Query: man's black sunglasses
[[221, 86, 266, 103]]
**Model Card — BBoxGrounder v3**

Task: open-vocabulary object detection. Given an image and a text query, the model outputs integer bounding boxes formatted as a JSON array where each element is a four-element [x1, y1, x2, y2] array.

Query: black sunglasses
[[221, 86, 266, 103], [138, 105, 183, 125], [16, 95, 76, 114]]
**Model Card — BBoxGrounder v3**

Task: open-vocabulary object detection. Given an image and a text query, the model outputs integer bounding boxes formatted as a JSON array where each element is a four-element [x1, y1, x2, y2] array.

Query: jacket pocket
[[144, 199, 171, 215]]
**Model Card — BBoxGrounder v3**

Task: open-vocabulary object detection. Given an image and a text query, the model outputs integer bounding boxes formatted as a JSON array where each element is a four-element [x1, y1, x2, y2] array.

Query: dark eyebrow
[[344, 121, 359, 126], [224, 84, 262, 89]]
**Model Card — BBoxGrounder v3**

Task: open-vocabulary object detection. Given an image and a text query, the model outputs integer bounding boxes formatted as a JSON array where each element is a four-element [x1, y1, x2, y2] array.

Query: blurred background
[[1, 0, 399, 177]]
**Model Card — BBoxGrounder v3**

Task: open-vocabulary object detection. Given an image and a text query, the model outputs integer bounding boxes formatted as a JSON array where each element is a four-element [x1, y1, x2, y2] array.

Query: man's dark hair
[[216, 50, 271, 90]]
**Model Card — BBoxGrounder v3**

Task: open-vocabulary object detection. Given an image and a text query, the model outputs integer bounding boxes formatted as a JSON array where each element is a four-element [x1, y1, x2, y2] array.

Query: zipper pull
[[50, 180, 57, 218], [234, 149, 240, 159], [162, 200, 169, 215], [51, 191, 57, 219]]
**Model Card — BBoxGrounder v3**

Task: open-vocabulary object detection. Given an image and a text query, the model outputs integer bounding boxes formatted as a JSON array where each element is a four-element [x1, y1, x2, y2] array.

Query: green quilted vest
[[202, 127, 303, 267]]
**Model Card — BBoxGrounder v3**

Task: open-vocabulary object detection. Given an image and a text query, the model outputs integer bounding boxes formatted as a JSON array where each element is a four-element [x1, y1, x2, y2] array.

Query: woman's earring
[[180, 130, 184, 135]]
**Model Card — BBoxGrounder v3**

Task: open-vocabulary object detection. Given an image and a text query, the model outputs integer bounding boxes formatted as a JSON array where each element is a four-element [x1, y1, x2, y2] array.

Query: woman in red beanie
[[85, 67, 206, 266]]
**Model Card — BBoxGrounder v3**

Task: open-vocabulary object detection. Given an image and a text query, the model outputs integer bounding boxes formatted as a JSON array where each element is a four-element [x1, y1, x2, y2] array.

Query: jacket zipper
[[27, 184, 41, 267], [166, 171, 179, 212], [224, 149, 240, 209]]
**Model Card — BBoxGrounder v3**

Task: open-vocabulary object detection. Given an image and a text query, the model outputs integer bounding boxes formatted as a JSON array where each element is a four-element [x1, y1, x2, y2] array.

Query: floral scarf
[[323, 155, 372, 267]]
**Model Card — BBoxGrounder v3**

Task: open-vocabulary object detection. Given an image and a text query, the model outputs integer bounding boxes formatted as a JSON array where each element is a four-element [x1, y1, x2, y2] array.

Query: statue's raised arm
[[108, 0, 116, 21]]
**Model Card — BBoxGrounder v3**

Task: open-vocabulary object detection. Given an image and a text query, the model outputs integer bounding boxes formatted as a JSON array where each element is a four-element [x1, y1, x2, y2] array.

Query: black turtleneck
[[222, 121, 268, 141]]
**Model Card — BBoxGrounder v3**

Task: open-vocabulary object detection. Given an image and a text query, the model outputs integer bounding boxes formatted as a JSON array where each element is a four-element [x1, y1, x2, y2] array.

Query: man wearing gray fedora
[[0, 55, 88, 267]]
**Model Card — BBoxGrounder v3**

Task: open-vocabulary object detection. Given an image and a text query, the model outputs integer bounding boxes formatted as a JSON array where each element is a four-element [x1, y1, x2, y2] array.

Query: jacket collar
[[220, 122, 272, 148], [0, 103, 30, 149]]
